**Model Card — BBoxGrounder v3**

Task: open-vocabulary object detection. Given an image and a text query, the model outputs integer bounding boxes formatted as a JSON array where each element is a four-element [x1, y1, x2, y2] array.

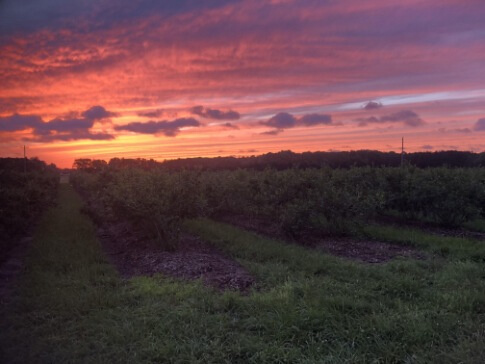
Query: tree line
[[73, 150, 485, 172]]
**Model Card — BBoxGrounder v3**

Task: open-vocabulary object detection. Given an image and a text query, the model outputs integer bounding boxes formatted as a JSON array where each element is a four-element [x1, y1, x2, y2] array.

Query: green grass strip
[[360, 224, 485, 261]]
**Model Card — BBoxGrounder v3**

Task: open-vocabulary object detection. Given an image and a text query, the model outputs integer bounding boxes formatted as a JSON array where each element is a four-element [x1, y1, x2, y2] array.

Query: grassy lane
[[1, 186, 485, 363]]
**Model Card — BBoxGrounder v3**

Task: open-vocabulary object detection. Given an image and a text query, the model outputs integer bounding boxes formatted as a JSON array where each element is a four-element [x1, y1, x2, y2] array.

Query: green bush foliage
[[72, 163, 485, 247], [72, 169, 206, 250], [0, 158, 59, 261], [383, 167, 485, 226], [200, 168, 386, 236]]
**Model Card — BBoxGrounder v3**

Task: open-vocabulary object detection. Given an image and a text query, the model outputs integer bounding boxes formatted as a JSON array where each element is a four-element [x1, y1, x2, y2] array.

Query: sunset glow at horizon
[[1, 0, 485, 168]]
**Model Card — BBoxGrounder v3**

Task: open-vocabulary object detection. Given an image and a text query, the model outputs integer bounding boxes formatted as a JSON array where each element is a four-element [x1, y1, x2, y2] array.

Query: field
[[1, 158, 485, 363]]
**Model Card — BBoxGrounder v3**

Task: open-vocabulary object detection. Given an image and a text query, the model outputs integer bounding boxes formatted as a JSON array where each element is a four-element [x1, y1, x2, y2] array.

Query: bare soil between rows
[[96, 222, 254, 291], [218, 214, 426, 263]]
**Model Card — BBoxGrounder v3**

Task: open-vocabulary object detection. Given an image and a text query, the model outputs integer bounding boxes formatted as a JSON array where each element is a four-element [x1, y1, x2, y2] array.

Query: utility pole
[[24, 145, 27, 174], [401, 137, 404, 167]]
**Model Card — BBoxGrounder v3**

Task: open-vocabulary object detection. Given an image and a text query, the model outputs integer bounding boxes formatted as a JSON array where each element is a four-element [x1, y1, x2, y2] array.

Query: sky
[[1, 0, 485, 168]]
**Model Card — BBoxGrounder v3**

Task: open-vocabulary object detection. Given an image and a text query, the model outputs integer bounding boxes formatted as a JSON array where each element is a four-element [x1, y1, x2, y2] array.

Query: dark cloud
[[260, 112, 334, 134], [300, 113, 332, 126], [29, 116, 114, 142], [81, 105, 116, 121], [115, 117, 200, 136], [380, 110, 424, 126], [137, 109, 165, 118], [356, 110, 424, 127], [438, 127, 472, 133], [260, 112, 297, 129], [34, 118, 94, 135], [0, 105, 116, 142], [473, 118, 485, 131], [454, 128, 472, 133], [191, 106, 204, 114], [421, 144, 434, 150], [260, 129, 283, 135], [363, 101, 383, 110], [191, 105, 240, 120], [0, 114, 43, 131], [357, 116, 380, 125], [222, 122, 239, 129], [28, 131, 114, 143]]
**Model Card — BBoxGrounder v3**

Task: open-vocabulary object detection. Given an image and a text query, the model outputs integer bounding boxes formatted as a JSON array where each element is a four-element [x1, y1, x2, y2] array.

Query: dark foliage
[[72, 163, 485, 246], [75, 150, 485, 173], [71, 169, 206, 250], [0, 158, 59, 262]]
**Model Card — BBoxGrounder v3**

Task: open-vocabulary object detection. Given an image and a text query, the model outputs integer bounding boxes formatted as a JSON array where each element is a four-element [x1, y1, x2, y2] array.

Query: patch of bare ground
[[96, 222, 254, 291], [312, 237, 424, 263], [0, 236, 32, 306], [218, 214, 425, 263]]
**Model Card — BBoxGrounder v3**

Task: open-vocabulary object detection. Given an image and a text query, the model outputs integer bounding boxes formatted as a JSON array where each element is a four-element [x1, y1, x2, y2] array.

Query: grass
[[1, 185, 485, 363], [359, 224, 485, 261], [464, 218, 485, 233]]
